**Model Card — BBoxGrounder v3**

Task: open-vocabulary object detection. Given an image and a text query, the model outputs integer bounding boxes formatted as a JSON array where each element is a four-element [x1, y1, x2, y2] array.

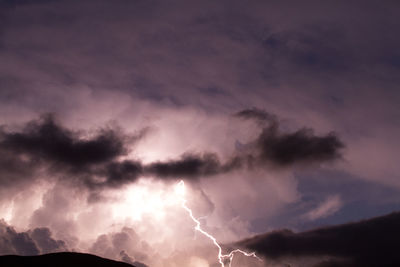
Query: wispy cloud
[[303, 195, 343, 221]]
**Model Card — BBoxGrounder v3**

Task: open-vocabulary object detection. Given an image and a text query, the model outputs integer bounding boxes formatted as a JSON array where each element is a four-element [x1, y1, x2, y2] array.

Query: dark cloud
[[236, 108, 344, 167], [97, 160, 143, 188], [4, 230, 39, 256], [0, 114, 143, 189], [119, 250, 148, 267], [235, 108, 277, 124], [146, 153, 233, 178], [236, 211, 400, 267], [92, 154, 238, 188], [1, 0, 399, 110], [0, 112, 343, 190], [0, 114, 127, 169], [90, 228, 148, 267], [96, 153, 244, 188], [30, 228, 67, 254], [132, 261, 149, 267], [0, 115, 230, 189], [0, 220, 66, 256], [0, 148, 37, 187], [119, 250, 135, 265], [0, 114, 225, 189], [256, 127, 343, 166], [0, 0, 398, 265]]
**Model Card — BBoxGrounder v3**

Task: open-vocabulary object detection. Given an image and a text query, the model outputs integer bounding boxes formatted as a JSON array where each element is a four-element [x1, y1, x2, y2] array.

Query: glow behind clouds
[[113, 180, 181, 222], [1, 1, 400, 266]]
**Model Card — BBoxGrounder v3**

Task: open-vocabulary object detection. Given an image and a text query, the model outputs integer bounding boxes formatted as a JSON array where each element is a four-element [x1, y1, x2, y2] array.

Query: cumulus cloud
[[120, 251, 149, 267], [30, 228, 68, 254], [237, 212, 400, 266], [89, 227, 153, 267], [0, 220, 67, 256]]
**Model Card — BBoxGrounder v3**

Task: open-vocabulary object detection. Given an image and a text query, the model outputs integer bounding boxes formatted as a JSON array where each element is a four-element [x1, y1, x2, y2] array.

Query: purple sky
[[1, 1, 400, 266]]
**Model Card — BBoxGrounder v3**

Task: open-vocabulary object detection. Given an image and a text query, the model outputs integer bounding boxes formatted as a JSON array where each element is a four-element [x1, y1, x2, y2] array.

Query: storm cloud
[[0, 114, 138, 188], [0, 1, 399, 266], [0, 220, 67, 256], [236, 108, 344, 167], [237, 211, 400, 267], [0, 111, 344, 189], [0, 114, 127, 168]]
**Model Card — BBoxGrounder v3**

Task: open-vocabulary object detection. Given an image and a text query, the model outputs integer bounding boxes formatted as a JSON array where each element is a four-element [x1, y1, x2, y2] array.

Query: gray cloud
[[0, 220, 67, 256], [0, 114, 140, 189], [236, 211, 400, 267], [30, 228, 67, 254], [145, 153, 239, 178], [235, 108, 344, 167], [235, 108, 278, 124], [0, 0, 397, 191], [0, 0, 399, 266], [255, 127, 343, 167], [1, 0, 397, 112], [0, 114, 127, 168], [0, 112, 343, 190], [90, 228, 149, 267]]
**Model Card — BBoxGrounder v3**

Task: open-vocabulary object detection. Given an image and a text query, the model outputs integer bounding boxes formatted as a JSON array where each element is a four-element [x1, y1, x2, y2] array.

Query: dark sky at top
[[0, 1, 399, 266]]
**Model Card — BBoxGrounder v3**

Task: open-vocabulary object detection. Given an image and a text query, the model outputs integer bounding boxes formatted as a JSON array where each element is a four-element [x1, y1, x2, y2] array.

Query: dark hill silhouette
[[0, 252, 135, 267]]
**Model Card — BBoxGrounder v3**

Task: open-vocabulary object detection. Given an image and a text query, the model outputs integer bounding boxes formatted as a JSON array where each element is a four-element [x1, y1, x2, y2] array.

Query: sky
[[0, 0, 400, 266]]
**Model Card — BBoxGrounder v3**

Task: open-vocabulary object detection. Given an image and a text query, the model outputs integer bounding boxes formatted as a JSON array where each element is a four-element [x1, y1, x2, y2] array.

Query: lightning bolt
[[175, 180, 262, 267]]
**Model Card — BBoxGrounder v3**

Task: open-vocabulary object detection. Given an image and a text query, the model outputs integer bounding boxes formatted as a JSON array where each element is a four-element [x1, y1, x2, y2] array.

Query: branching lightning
[[175, 180, 262, 267]]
